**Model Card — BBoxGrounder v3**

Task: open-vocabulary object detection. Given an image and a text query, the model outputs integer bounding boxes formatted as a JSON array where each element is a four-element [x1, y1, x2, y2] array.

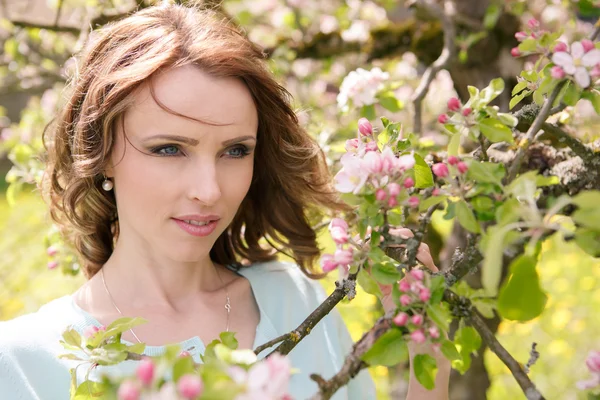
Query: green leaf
[[496, 113, 518, 128], [563, 81, 582, 105], [448, 132, 461, 156], [362, 104, 376, 120], [73, 380, 108, 399], [483, 3, 501, 29], [361, 329, 409, 366], [440, 340, 461, 361], [419, 195, 447, 212], [582, 90, 600, 115], [518, 38, 538, 52], [357, 268, 384, 297], [478, 78, 505, 106], [572, 191, 600, 229], [378, 94, 403, 112], [413, 354, 438, 390], [62, 328, 83, 349], [479, 118, 514, 143], [511, 81, 528, 96], [495, 198, 521, 226], [173, 356, 195, 382], [372, 262, 402, 285], [466, 161, 505, 186], [574, 228, 600, 257], [481, 227, 508, 295], [497, 255, 548, 321], [510, 90, 532, 110], [414, 154, 434, 189], [219, 332, 238, 350], [454, 326, 482, 354], [427, 302, 451, 332], [103, 317, 148, 339], [455, 200, 481, 233]]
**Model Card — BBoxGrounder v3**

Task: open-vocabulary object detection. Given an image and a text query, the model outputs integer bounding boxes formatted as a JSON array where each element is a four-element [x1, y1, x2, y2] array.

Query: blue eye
[[152, 145, 181, 156], [225, 145, 251, 159]]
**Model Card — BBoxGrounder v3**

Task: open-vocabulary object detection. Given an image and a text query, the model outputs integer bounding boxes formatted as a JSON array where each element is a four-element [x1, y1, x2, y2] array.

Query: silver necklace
[[100, 265, 232, 344]]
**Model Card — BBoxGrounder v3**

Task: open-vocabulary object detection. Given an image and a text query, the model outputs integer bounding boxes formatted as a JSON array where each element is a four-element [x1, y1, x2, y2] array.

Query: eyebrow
[[143, 134, 257, 146]]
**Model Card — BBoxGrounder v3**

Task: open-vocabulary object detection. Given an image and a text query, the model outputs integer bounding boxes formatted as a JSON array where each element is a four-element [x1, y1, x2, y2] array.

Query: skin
[[72, 64, 261, 349]]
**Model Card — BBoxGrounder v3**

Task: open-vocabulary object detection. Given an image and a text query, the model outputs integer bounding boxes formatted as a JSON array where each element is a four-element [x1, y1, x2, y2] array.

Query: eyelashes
[[149, 144, 252, 159]]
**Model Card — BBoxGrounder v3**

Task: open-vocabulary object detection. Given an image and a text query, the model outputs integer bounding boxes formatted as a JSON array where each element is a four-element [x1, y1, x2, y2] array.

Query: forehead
[[126, 64, 258, 132]]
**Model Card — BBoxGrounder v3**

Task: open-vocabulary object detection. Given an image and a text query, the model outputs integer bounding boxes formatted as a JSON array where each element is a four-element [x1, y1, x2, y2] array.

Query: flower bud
[[586, 351, 600, 373], [411, 314, 424, 326], [410, 269, 425, 281], [118, 381, 140, 400], [582, 39, 595, 53], [329, 218, 349, 231], [136, 358, 155, 386], [419, 287, 432, 302], [410, 329, 426, 344], [553, 42, 568, 53], [432, 163, 449, 178], [47, 246, 58, 257], [432, 188, 441, 196], [358, 118, 373, 136], [551, 66, 565, 79], [179, 351, 191, 358], [393, 312, 409, 326], [527, 18, 539, 29], [510, 47, 521, 57], [345, 138, 359, 152], [387, 183, 401, 197], [178, 374, 203, 399], [375, 188, 387, 202], [320, 254, 338, 273], [47, 261, 59, 270], [447, 156, 459, 166], [397, 154, 416, 171], [84, 325, 100, 339], [515, 31, 528, 41], [400, 294, 412, 306], [330, 227, 349, 245], [334, 248, 354, 265], [592, 64, 600, 78], [403, 177, 415, 189], [365, 141, 379, 152], [428, 326, 440, 339], [387, 196, 398, 208], [457, 161, 469, 174], [408, 196, 420, 208], [398, 279, 411, 292], [462, 107, 472, 116], [447, 97, 461, 112], [363, 151, 383, 173], [437, 114, 449, 124]]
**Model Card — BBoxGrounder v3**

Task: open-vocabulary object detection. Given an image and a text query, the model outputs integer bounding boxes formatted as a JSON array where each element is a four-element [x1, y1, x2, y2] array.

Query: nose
[[186, 161, 221, 206]]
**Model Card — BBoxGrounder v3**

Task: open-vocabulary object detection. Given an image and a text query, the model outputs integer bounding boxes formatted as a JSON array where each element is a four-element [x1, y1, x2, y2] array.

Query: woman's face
[[108, 65, 258, 262]]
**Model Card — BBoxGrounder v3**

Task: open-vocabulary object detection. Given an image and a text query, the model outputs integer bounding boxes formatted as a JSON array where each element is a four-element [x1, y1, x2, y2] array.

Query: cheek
[[220, 159, 254, 204]]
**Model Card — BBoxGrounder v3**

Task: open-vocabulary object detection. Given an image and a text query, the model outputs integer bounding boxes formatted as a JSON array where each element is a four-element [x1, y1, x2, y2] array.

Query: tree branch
[[411, 0, 456, 134], [539, 122, 599, 167]]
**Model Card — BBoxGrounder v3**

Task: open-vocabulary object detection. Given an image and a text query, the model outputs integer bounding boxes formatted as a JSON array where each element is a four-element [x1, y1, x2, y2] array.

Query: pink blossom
[[380, 147, 397, 174], [375, 188, 387, 202], [447, 97, 461, 112], [118, 381, 140, 400], [447, 156, 459, 166], [264, 354, 292, 397], [419, 288, 432, 302], [47, 246, 58, 257], [457, 161, 469, 174], [510, 47, 521, 57], [178, 374, 203, 399], [553, 42, 568, 52], [330, 226, 349, 245], [387, 196, 398, 208], [408, 196, 419, 208], [387, 183, 401, 197], [337, 67, 389, 110], [400, 294, 412, 306], [396, 154, 416, 172], [179, 351, 191, 358], [410, 329, 426, 344], [438, 114, 449, 124], [552, 41, 600, 87], [551, 66, 565, 79], [411, 314, 424, 326], [365, 141, 378, 152], [329, 218, 349, 231], [320, 254, 338, 273], [582, 39, 595, 53], [527, 18, 539, 29], [515, 31, 528, 41], [398, 279, 411, 292], [358, 118, 373, 136], [576, 375, 600, 390], [586, 351, 600, 373], [462, 107, 472, 116], [592, 64, 600, 78], [363, 151, 383, 174], [47, 261, 59, 270], [403, 177, 415, 189], [428, 326, 440, 339], [432, 188, 441, 196], [410, 269, 424, 281], [410, 281, 425, 294], [345, 138, 359, 152], [334, 153, 369, 194], [334, 248, 353, 266], [432, 163, 449, 178], [83, 325, 105, 339], [136, 358, 155, 386], [393, 312, 409, 326]]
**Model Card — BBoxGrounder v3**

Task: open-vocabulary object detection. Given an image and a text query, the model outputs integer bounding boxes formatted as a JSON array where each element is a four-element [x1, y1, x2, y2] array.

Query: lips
[[172, 217, 219, 237]]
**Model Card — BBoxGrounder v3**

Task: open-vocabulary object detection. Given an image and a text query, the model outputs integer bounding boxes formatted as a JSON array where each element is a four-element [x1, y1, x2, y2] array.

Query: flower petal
[[572, 41, 585, 59], [552, 52, 574, 71], [574, 67, 591, 88], [582, 49, 600, 67]]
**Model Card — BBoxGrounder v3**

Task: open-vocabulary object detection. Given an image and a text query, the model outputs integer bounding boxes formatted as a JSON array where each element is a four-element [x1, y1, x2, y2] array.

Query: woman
[[0, 2, 450, 399]]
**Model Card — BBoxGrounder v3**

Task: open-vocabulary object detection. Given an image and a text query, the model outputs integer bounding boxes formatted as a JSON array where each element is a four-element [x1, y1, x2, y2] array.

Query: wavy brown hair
[[42, 2, 346, 279]]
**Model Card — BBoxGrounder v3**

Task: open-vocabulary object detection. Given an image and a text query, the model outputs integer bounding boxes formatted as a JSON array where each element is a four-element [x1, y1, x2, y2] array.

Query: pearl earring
[[102, 177, 114, 191]]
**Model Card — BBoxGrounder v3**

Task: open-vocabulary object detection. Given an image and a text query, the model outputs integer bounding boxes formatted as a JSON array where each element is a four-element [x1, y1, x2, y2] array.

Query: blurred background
[[1, 0, 599, 399]]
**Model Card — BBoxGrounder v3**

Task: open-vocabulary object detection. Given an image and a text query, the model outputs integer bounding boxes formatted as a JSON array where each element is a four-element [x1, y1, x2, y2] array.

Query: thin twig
[[54, 0, 64, 27], [411, 0, 456, 134], [540, 122, 599, 166], [254, 333, 290, 355], [507, 81, 565, 181]]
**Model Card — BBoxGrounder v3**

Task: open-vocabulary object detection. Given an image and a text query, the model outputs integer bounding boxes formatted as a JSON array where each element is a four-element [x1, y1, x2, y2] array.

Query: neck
[[100, 234, 226, 315]]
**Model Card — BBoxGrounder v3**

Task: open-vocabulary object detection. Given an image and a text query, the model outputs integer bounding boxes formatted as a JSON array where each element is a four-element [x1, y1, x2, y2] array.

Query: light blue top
[[0, 261, 376, 399]]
